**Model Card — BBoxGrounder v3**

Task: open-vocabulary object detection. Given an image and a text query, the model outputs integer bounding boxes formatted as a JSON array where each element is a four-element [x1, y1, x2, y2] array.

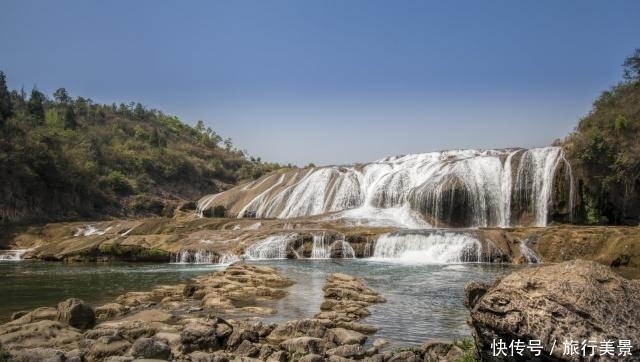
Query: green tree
[[27, 87, 46, 124], [0, 71, 12, 124], [53, 87, 71, 104], [63, 105, 76, 130], [623, 48, 640, 81]]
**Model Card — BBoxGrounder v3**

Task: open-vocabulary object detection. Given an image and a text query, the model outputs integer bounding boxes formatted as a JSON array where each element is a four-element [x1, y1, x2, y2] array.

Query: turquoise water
[[0, 259, 517, 344]]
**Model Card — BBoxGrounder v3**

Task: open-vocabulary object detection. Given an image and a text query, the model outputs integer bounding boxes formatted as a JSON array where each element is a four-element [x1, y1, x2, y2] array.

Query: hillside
[[0, 71, 286, 224], [563, 48, 640, 225]]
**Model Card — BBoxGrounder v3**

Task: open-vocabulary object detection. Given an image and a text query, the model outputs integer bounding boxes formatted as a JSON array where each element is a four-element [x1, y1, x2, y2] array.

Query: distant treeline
[[0, 73, 291, 224]]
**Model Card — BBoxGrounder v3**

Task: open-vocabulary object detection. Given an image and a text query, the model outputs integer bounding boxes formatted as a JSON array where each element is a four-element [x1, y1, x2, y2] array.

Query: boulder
[[56, 298, 96, 329], [298, 354, 324, 362], [466, 260, 640, 361], [330, 327, 367, 345], [131, 337, 171, 360]]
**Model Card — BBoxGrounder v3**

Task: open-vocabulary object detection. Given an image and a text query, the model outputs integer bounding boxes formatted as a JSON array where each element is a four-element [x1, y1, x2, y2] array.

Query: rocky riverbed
[[2, 217, 639, 274], [0, 263, 473, 362]]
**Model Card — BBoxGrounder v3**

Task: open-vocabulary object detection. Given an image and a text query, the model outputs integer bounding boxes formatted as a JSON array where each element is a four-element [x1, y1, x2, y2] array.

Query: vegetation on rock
[[563, 48, 640, 225], [0, 71, 289, 224]]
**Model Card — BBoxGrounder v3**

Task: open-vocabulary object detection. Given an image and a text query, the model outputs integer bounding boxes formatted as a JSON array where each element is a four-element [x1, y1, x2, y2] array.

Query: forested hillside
[[0, 71, 286, 224], [563, 49, 640, 225]]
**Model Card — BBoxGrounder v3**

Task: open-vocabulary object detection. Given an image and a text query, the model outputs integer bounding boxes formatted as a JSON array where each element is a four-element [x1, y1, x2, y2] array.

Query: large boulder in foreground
[[56, 298, 96, 329], [466, 260, 640, 361]]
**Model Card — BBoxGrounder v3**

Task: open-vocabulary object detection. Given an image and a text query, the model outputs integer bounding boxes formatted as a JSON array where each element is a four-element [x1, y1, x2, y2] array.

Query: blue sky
[[2, 1, 639, 165]]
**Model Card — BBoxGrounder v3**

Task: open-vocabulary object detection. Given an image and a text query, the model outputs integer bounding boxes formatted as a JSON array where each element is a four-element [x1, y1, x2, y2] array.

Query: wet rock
[[467, 260, 640, 361], [330, 327, 367, 345], [56, 298, 96, 329], [279, 336, 324, 354], [131, 337, 172, 360]]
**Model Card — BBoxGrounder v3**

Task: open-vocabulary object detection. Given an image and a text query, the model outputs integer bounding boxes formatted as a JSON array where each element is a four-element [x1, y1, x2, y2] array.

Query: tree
[[53, 87, 71, 104], [623, 48, 640, 81], [63, 105, 76, 130], [0, 71, 12, 124], [27, 87, 46, 125]]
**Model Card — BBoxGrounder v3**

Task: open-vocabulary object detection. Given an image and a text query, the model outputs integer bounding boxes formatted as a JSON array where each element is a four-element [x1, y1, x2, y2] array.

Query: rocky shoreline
[[2, 260, 639, 362], [0, 263, 472, 362]]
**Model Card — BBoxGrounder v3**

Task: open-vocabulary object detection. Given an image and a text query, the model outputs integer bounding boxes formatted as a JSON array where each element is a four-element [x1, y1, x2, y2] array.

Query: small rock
[[327, 343, 365, 358], [131, 338, 171, 360], [279, 336, 324, 354], [298, 354, 324, 362]]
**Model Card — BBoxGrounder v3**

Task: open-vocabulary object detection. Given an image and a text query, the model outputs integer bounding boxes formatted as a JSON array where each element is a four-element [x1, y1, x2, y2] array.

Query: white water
[[244, 234, 299, 260], [171, 249, 214, 264], [74, 225, 112, 236], [371, 231, 484, 263], [519, 241, 541, 263], [330, 240, 356, 259], [310, 233, 330, 259], [199, 147, 574, 228], [0, 249, 31, 261]]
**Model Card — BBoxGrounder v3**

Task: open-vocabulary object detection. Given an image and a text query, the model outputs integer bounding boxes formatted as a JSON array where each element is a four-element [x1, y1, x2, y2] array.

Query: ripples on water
[[0, 260, 518, 344]]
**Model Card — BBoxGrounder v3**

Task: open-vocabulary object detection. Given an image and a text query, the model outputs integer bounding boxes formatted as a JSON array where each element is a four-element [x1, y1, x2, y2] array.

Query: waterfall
[[171, 249, 214, 264], [0, 249, 31, 261], [363, 240, 373, 258], [244, 234, 299, 259], [198, 147, 575, 228], [310, 233, 330, 259], [519, 240, 541, 264], [218, 252, 239, 264], [329, 240, 355, 259], [372, 231, 484, 263]]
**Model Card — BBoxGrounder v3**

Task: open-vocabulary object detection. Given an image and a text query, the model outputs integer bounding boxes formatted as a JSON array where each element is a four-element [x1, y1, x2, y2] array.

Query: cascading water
[[329, 240, 356, 259], [244, 234, 299, 259], [171, 249, 214, 264], [197, 147, 574, 228], [310, 233, 330, 259], [519, 240, 541, 264], [372, 231, 484, 263], [0, 249, 31, 261], [363, 240, 373, 258]]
